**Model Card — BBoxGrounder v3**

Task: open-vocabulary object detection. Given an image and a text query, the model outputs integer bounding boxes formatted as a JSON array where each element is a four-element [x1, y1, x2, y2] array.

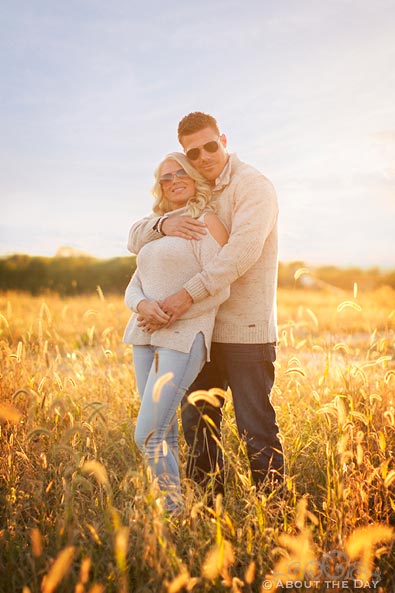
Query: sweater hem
[[212, 322, 277, 344]]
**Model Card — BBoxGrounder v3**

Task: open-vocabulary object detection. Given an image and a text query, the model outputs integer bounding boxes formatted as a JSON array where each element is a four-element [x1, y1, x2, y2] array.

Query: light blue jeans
[[132, 333, 206, 514]]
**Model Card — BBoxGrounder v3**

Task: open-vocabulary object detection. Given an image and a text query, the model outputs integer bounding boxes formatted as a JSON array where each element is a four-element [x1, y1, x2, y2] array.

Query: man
[[127, 112, 284, 498]]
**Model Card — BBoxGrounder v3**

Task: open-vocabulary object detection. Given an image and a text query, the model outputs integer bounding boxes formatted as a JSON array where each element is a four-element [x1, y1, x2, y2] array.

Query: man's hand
[[136, 300, 170, 333], [161, 215, 207, 240], [160, 289, 193, 325]]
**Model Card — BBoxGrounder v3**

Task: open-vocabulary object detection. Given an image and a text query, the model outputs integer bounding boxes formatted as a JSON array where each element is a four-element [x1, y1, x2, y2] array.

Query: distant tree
[[0, 255, 136, 295]]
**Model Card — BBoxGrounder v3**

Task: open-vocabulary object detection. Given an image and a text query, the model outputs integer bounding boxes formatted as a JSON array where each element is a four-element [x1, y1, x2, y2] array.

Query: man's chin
[[199, 165, 217, 180]]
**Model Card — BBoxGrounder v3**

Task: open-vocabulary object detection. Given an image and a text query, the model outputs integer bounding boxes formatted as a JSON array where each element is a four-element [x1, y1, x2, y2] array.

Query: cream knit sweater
[[127, 154, 278, 344], [123, 211, 230, 358]]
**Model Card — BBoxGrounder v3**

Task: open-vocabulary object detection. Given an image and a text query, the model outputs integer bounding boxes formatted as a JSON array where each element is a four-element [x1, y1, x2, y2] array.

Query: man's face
[[180, 126, 228, 182]]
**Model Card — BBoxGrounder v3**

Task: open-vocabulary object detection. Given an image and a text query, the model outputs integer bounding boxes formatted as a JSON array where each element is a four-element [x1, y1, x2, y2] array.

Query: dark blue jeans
[[181, 342, 284, 495]]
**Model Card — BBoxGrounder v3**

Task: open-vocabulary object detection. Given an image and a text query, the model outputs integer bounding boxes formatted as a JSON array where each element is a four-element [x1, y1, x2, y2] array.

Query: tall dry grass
[[0, 286, 394, 592]]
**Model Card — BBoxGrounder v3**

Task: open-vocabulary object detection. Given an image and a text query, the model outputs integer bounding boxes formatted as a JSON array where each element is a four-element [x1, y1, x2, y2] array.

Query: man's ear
[[220, 133, 227, 148]]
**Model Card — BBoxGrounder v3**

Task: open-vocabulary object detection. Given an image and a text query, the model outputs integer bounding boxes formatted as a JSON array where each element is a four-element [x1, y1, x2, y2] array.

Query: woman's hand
[[136, 300, 170, 333]]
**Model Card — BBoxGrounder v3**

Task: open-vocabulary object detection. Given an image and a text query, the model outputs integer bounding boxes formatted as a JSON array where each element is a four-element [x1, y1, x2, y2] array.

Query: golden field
[[0, 287, 394, 593]]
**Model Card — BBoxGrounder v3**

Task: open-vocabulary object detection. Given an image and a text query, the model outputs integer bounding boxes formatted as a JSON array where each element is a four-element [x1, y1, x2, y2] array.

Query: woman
[[123, 152, 229, 514]]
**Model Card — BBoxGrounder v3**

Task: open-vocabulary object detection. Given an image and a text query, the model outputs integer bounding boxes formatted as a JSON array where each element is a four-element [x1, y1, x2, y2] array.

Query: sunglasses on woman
[[159, 168, 190, 186], [186, 139, 220, 161]]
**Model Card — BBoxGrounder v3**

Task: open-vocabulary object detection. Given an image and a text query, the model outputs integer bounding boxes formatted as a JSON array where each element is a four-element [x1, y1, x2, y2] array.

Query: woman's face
[[159, 159, 195, 210]]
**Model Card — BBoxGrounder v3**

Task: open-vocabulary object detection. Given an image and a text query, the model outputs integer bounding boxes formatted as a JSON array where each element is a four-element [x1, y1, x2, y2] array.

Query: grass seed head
[[41, 546, 75, 593]]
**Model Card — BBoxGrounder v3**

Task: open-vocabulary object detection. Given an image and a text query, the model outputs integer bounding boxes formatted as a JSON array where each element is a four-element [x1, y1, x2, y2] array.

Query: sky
[[1, 0, 394, 268]]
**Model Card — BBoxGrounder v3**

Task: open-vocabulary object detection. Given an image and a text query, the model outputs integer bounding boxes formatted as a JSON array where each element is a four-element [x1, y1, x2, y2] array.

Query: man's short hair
[[178, 111, 220, 143]]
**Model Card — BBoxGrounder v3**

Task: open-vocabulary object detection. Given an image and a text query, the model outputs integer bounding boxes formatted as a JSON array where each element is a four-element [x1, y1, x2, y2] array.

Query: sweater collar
[[213, 153, 240, 191]]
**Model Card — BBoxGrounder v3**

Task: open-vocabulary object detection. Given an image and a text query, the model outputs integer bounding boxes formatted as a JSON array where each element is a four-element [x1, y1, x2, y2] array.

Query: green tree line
[[0, 255, 136, 295], [0, 255, 394, 295]]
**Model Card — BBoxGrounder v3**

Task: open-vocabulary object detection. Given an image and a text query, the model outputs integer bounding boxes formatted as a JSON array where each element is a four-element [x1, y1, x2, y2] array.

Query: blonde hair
[[152, 152, 213, 217]]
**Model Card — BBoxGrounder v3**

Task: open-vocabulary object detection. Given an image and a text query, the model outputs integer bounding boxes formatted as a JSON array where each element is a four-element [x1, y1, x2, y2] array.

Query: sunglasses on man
[[186, 138, 221, 161]]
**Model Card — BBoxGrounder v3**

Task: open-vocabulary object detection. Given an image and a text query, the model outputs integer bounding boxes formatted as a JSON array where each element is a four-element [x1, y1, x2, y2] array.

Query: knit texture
[[123, 211, 229, 358], [127, 154, 278, 344]]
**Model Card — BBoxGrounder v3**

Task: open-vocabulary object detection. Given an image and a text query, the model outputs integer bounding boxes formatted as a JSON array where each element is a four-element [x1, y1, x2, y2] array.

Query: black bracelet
[[152, 217, 161, 233], [154, 215, 168, 235]]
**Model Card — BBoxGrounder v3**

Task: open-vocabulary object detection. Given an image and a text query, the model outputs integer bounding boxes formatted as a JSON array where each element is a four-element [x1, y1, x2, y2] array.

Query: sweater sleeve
[[183, 175, 278, 302], [181, 234, 230, 319], [127, 214, 161, 255], [124, 269, 146, 312]]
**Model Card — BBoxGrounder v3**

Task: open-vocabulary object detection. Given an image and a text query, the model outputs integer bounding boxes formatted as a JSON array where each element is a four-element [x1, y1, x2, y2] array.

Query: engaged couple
[[123, 111, 284, 514]]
